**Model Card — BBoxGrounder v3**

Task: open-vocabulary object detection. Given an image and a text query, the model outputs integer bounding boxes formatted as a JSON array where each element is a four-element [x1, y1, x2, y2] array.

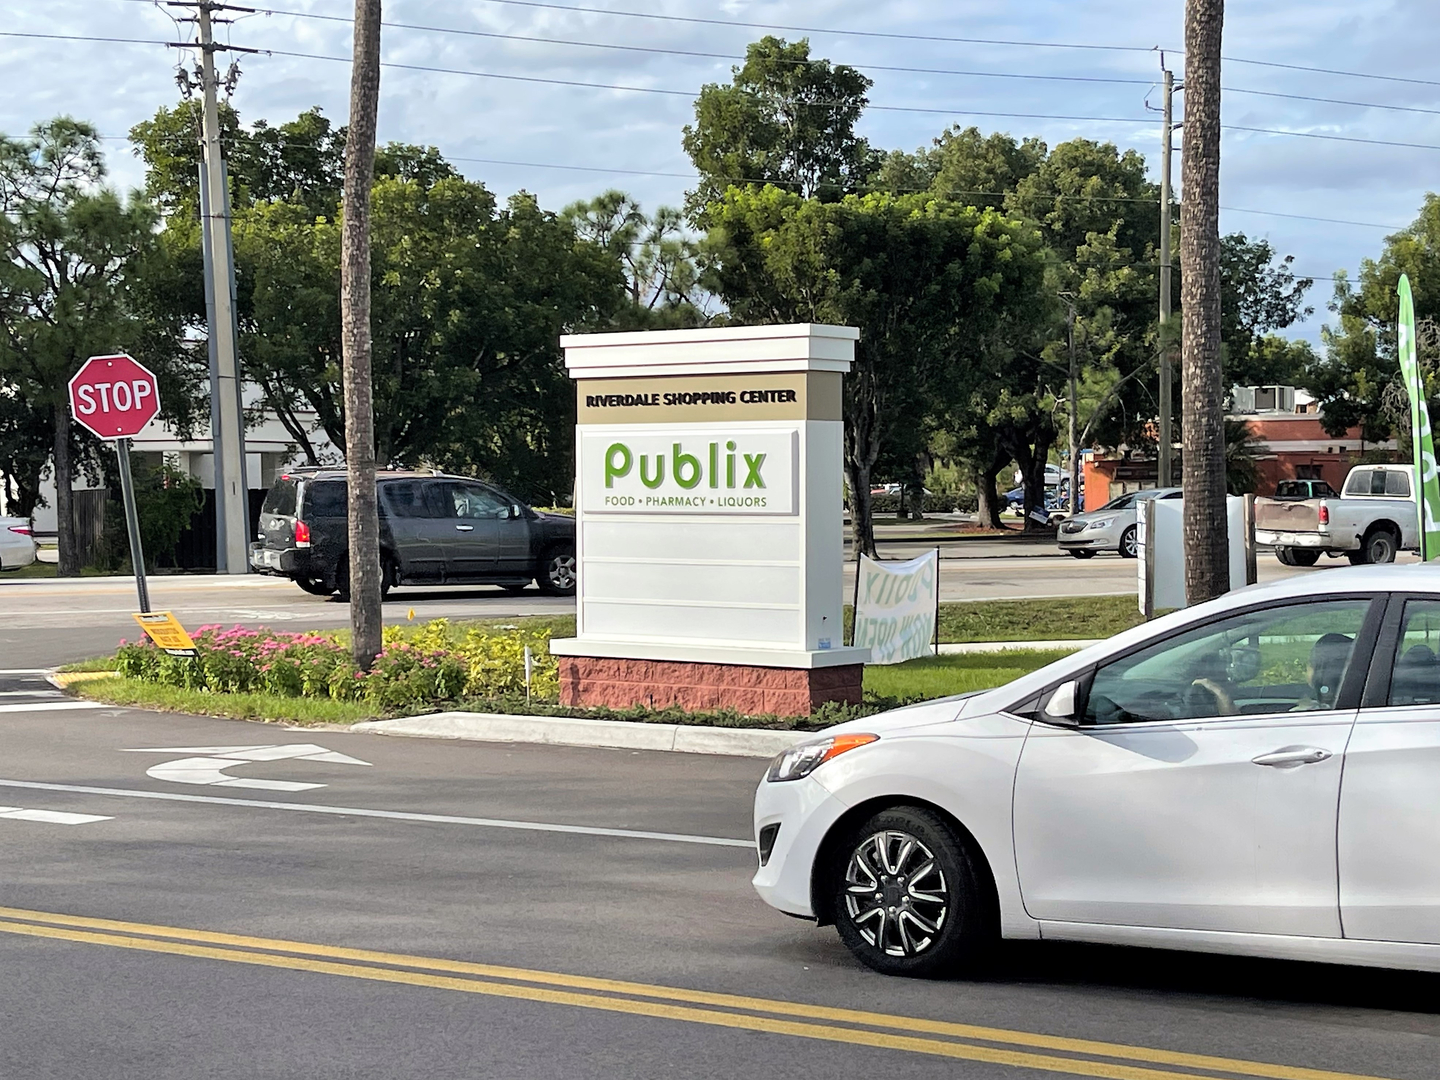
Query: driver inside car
[[1190, 633, 1354, 716]]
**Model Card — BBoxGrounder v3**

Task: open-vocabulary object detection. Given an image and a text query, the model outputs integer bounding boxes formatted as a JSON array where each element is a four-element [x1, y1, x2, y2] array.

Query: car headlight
[[1086, 517, 1116, 530], [766, 733, 878, 782]]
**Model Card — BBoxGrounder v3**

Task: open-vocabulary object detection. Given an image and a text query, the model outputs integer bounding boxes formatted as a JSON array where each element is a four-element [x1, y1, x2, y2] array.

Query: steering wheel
[[1181, 680, 1225, 718]]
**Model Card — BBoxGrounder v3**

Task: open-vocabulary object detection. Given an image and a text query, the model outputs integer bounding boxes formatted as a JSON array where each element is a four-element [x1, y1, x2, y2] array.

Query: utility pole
[[1064, 298, 1080, 514], [169, 2, 255, 574], [1157, 62, 1179, 489]]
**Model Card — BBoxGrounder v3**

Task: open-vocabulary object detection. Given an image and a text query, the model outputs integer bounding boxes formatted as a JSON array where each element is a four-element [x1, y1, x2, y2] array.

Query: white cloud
[[3, 0, 1437, 345]]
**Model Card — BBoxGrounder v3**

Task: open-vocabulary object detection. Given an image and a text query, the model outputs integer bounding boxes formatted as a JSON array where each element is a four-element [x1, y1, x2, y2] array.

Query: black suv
[[250, 469, 576, 597]]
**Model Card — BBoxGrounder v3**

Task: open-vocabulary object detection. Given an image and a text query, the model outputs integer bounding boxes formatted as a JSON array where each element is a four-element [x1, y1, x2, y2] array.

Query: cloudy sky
[[4, 0, 1438, 346]]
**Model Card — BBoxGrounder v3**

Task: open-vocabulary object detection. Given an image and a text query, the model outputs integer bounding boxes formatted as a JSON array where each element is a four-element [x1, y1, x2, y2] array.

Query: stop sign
[[69, 353, 161, 440]]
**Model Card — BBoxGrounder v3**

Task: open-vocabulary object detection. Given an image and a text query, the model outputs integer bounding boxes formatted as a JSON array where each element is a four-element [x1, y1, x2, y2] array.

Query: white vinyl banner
[[852, 551, 939, 665]]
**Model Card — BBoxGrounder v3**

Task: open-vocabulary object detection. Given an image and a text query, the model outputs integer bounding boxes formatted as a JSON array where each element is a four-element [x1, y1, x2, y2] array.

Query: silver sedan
[[0, 516, 37, 572], [1056, 488, 1181, 559]]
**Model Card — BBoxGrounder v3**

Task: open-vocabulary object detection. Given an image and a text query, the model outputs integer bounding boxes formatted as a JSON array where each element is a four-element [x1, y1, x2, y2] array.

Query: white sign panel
[[580, 428, 797, 515], [852, 551, 939, 664], [1139, 496, 1250, 612]]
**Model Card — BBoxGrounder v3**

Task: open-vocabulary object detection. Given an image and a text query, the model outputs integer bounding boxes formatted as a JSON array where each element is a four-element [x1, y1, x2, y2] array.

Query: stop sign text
[[68, 353, 162, 440]]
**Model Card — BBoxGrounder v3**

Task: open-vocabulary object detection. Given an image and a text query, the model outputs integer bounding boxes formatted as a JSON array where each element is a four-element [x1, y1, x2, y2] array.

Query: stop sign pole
[[68, 354, 162, 612]]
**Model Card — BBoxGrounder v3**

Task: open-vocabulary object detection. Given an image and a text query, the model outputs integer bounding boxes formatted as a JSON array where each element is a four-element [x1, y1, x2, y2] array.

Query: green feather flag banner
[[1398, 273, 1440, 560]]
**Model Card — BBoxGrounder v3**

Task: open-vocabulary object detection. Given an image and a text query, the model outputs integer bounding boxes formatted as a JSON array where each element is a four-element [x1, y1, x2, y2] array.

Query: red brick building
[[1081, 387, 1395, 510]]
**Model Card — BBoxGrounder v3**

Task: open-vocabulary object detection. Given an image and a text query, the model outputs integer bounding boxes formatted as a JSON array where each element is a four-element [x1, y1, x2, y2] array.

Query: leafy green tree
[[1220, 232, 1314, 384], [1305, 194, 1440, 440], [877, 125, 1045, 208], [704, 184, 1046, 554], [562, 190, 707, 327], [0, 119, 196, 573], [682, 37, 879, 220]]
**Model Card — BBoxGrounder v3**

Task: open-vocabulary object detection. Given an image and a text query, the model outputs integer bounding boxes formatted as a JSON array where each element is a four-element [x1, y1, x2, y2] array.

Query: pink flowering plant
[[115, 619, 558, 709]]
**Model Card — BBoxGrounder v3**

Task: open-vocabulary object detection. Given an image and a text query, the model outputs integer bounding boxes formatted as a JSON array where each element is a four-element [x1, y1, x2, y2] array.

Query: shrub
[[114, 619, 558, 711]]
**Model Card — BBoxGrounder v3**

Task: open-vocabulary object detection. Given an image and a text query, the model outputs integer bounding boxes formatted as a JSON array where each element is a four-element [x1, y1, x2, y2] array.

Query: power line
[[12, 29, 1440, 155], [420, 0, 1440, 91], [194, 3, 1440, 119], [259, 48, 1440, 154]]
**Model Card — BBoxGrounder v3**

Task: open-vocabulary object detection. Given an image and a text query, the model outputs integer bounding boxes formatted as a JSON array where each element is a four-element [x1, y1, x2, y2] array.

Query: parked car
[[753, 565, 1440, 977], [1273, 479, 1339, 500], [0, 516, 37, 572], [1255, 463, 1416, 566], [250, 469, 576, 597], [1056, 488, 1181, 558]]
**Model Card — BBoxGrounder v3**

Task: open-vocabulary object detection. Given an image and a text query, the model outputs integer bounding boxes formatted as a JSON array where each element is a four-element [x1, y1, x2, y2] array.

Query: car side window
[[1387, 600, 1440, 706], [382, 481, 425, 518], [450, 483, 508, 520], [303, 481, 347, 519], [1084, 599, 1372, 724]]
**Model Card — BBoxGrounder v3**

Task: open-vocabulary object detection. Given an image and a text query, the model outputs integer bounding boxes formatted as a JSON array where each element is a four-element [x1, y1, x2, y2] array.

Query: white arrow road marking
[[120, 744, 371, 792], [0, 807, 112, 825]]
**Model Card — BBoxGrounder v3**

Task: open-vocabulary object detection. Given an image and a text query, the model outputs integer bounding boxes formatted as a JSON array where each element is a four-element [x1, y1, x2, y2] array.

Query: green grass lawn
[[864, 649, 1075, 704], [72, 676, 376, 726]]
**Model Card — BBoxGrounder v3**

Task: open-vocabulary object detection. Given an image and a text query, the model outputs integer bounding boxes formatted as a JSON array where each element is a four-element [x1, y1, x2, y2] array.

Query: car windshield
[[1101, 494, 1135, 511]]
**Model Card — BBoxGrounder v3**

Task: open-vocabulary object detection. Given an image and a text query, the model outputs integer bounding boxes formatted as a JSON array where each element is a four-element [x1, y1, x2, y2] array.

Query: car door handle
[[455, 524, 474, 532], [1252, 746, 1332, 768]]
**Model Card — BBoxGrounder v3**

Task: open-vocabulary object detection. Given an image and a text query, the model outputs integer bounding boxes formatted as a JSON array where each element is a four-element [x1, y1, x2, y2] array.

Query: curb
[[352, 711, 809, 758], [937, 639, 1100, 654]]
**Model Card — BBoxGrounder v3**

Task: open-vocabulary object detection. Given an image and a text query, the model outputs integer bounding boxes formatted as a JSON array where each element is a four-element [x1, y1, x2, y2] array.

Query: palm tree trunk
[[341, 0, 383, 668], [1180, 0, 1230, 603]]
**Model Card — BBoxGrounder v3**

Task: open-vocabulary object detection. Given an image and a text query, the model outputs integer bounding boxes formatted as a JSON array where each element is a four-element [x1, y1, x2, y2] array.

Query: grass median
[[59, 597, 1118, 728], [62, 645, 1074, 729]]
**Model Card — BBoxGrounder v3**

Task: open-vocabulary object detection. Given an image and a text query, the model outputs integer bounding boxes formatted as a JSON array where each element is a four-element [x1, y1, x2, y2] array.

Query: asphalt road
[[1, 680, 1438, 1080], [0, 544, 1430, 1076]]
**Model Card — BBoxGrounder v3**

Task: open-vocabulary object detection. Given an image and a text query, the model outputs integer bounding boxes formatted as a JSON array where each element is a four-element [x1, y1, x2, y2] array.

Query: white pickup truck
[[1255, 463, 1418, 566]]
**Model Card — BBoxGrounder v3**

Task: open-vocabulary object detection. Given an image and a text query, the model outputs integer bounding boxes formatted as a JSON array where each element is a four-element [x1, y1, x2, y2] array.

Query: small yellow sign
[[133, 611, 197, 656]]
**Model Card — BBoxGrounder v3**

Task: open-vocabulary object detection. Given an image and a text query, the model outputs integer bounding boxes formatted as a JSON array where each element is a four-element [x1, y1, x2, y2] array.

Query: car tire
[[1119, 525, 1138, 559], [1288, 549, 1321, 567], [539, 546, 577, 596], [1352, 527, 1398, 566], [1068, 550, 1096, 559], [831, 807, 993, 978], [295, 575, 333, 596], [1275, 547, 1296, 566], [335, 557, 394, 601]]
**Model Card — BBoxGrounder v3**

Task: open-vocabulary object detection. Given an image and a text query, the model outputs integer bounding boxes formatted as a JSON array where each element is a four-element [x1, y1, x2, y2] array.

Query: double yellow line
[[0, 905, 1389, 1080]]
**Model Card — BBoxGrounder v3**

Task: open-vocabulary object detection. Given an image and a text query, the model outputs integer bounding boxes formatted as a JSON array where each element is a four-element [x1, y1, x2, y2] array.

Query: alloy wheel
[[547, 551, 577, 591], [842, 830, 949, 958]]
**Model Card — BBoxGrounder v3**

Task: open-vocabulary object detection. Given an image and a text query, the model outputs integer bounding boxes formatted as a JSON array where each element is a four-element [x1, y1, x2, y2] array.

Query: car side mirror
[[1040, 680, 1082, 726]]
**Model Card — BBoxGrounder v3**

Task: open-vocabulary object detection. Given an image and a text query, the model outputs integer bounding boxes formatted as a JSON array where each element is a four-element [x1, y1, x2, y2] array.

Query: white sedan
[[0, 516, 36, 572], [754, 565, 1440, 977]]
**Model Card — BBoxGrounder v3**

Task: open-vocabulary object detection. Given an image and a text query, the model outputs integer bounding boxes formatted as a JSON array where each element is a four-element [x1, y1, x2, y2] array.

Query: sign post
[[68, 353, 161, 612]]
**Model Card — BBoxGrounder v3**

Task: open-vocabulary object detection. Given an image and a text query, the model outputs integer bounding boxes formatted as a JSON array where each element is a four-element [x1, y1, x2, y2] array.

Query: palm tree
[[1180, 0, 1230, 602], [341, 0, 383, 668]]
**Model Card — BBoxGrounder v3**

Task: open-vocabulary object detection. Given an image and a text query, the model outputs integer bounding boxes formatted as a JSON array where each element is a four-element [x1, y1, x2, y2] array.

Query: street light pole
[[1157, 64, 1179, 488], [1068, 304, 1080, 514]]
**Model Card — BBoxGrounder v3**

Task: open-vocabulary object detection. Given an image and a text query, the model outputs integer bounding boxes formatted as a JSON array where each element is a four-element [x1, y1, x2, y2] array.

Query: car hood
[[534, 511, 576, 525], [810, 691, 988, 742]]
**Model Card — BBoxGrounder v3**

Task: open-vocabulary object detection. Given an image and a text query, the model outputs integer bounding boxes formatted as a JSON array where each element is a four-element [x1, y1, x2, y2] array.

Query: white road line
[[0, 702, 110, 714], [0, 778, 752, 849], [0, 669, 50, 675], [0, 807, 112, 825]]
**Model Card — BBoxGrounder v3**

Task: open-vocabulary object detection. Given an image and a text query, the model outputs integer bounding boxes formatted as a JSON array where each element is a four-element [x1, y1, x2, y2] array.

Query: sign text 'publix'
[[582, 429, 797, 514]]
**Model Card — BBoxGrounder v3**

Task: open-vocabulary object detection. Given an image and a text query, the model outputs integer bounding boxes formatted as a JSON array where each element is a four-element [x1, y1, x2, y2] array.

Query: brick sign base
[[558, 657, 864, 717]]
